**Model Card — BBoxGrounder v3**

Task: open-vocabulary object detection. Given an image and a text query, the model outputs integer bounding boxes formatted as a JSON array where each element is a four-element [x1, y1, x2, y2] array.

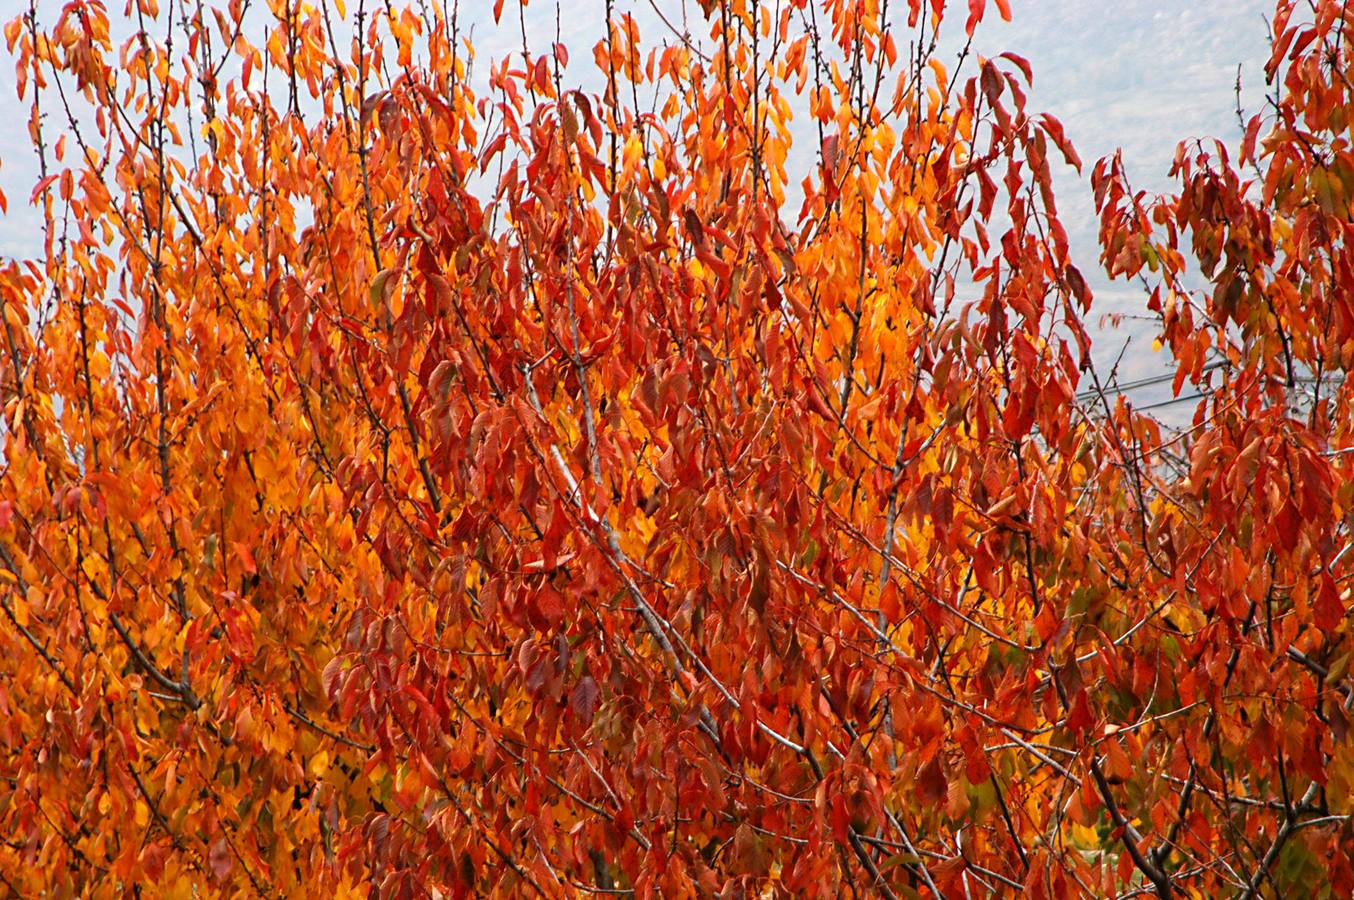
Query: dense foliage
[[0, 0, 1351, 896]]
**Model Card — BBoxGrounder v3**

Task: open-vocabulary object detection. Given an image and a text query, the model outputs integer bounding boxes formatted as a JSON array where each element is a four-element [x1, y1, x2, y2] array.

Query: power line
[[1132, 391, 1211, 412], [1076, 360, 1226, 403]]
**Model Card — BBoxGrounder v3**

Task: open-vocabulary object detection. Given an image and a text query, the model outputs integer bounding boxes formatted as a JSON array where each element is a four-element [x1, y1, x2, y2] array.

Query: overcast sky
[[978, 1, 1273, 403], [0, 1, 1275, 403]]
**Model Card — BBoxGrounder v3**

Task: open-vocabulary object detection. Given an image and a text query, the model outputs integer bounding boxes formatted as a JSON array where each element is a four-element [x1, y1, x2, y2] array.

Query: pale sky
[[979, 1, 1273, 406], [0, 1, 1275, 408]]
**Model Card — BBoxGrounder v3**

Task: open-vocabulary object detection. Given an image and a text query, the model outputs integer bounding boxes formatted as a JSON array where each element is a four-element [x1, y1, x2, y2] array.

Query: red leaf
[[916, 755, 947, 804], [232, 542, 257, 575], [1000, 51, 1033, 84], [209, 838, 233, 879], [479, 132, 509, 169], [571, 675, 600, 725], [1068, 689, 1094, 736], [966, 0, 985, 36], [1038, 113, 1082, 173], [1241, 113, 1262, 164], [29, 174, 59, 204], [1316, 574, 1344, 632]]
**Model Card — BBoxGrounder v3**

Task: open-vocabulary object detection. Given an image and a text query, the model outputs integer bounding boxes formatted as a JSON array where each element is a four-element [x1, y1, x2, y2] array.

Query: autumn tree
[[0, 0, 1349, 897]]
